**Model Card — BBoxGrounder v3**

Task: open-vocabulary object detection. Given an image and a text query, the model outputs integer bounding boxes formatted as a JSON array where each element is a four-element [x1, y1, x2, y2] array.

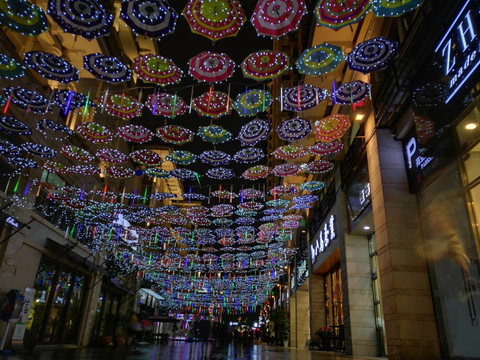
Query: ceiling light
[[355, 113, 365, 121], [465, 122, 478, 130], [364, 225, 371, 231]]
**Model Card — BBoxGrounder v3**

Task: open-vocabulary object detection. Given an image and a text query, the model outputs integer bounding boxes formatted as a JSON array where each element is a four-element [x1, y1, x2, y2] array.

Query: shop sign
[[436, 0, 480, 103], [310, 215, 336, 264], [405, 137, 434, 170]]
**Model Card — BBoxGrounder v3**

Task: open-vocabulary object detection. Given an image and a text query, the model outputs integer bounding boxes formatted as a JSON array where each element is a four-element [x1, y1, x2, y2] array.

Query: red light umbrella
[[145, 92, 187, 117], [251, 0, 306, 38], [117, 124, 153, 143], [130, 149, 163, 166], [241, 50, 290, 81], [96, 148, 129, 164], [183, 0, 245, 42], [242, 165, 272, 180], [315, 0, 371, 30], [272, 163, 301, 177], [192, 91, 231, 118], [100, 93, 142, 120], [189, 51, 235, 83], [309, 140, 343, 156], [314, 114, 351, 142], [156, 125, 194, 145], [133, 54, 182, 86], [76, 122, 113, 144], [272, 144, 308, 160]]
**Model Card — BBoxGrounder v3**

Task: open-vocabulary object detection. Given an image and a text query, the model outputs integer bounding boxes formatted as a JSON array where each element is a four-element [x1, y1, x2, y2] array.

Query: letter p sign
[[406, 137, 417, 169]]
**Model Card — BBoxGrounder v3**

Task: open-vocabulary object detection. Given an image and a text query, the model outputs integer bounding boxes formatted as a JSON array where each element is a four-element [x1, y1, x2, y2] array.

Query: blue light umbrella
[[47, 0, 113, 39], [233, 89, 273, 117], [23, 51, 79, 84], [347, 37, 398, 74], [372, 0, 424, 17], [84, 53, 131, 83], [121, 0, 177, 38]]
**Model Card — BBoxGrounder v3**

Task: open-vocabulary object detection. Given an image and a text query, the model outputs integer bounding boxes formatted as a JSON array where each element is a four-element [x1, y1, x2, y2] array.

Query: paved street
[[0, 342, 383, 360]]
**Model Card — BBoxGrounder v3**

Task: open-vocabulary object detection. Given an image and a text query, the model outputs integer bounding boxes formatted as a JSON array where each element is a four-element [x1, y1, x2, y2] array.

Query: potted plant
[[315, 326, 334, 351], [269, 307, 290, 346], [114, 315, 127, 347]]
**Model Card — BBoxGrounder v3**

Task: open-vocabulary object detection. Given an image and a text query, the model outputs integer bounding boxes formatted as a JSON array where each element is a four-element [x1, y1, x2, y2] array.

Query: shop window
[[25, 257, 88, 344]]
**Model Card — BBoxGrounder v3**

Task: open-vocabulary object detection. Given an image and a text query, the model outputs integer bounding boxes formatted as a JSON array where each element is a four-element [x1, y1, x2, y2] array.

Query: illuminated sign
[[405, 137, 434, 170], [310, 215, 336, 264], [5, 216, 19, 228], [436, 0, 480, 103]]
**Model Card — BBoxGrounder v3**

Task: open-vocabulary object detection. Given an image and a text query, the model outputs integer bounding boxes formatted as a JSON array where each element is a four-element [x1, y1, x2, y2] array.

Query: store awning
[[140, 288, 164, 301]]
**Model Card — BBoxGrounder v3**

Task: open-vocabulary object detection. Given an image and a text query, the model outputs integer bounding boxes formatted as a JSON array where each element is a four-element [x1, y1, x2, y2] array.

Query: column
[[365, 117, 441, 359]]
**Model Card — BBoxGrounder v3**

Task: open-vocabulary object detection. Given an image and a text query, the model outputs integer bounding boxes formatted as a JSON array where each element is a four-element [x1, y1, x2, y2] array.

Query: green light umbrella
[[0, 53, 25, 79], [0, 0, 49, 36], [197, 124, 232, 144], [166, 150, 197, 165], [233, 89, 272, 117], [296, 43, 344, 76], [372, 0, 424, 17]]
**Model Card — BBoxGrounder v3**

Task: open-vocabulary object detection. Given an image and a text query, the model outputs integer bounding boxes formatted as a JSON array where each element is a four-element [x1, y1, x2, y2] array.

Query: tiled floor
[[0, 342, 383, 360]]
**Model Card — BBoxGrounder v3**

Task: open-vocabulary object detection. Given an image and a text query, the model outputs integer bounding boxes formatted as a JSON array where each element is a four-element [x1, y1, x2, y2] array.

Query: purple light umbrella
[[23, 51, 79, 83], [282, 85, 325, 112], [277, 117, 312, 141], [84, 53, 131, 83], [333, 80, 371, 104], [237, 118, 272, 146], [3, 87, 50, 114]]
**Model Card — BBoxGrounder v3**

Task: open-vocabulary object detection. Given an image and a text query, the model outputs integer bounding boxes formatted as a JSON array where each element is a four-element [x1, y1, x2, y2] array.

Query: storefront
[[399, 1, 480, 358], [26, 255, 88, 344]]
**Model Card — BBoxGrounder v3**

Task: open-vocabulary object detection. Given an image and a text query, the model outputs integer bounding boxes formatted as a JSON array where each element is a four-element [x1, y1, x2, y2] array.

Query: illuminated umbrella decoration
[[166, 150, 197, 165], [277, 117, 311, 142], [170, 168, 197, 181], [304, 160, 334, 174], [7, 157, 37, 171], [314, 114, 351, 142], [271, 184, 297, 195], [240, 188, 263, 199], [96, 148, 129, 163], [100, 93, 142, 120], [60, 145, 93, 162], [192, 91, 231, 118], [23, 51, 79, 83], [3, 87, 50, 113], [251, 0, 306, 38], [296, 43, 344, 76], [293, 194, 318, 203], [333, 80, 370, 104], [156, 125, 194, 145], [206, 167, 234, 180], [0, 53, 25, 79], [0, 116, 32, 135], [272, 144, 308, 160], [22, 142, 56, 158], [105, 166, 135, 179], [0, 139, 20, 156], [144, 168, 171, 179], [233, 89, 272, 117], [133, 54, 182, 86], [83, 53, 131, 83], [272, 163, 300, 177], [183, 0, 246, 42], [315, 0, 371, 30], [266, 199, 290, 207], [189, 51, 235, 83], [237, 118, 271, 146], [309, 139, 343, 156], [47, 0, 113, 39], [283, 85, 325, 112], [0, 0, 48, 36], [54, 90, 94, 112], [146, 92, 187, 117], [372, 0, 424, 17], [130, 149, 163, 166], [197, 124, 232, 144], [243, 165, 272, 180], [42, 161, 71, 175], [76, 122, 113, 144], [69, 164, 100, 175], [199, 150, 231, 166], [347, 37, 398, 74], [233, 147, 265, 163], [120, 0, 177, 38], [117, 124, 152, 143], [300, 181, 326, 191], [241, 50, 290, 81]]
